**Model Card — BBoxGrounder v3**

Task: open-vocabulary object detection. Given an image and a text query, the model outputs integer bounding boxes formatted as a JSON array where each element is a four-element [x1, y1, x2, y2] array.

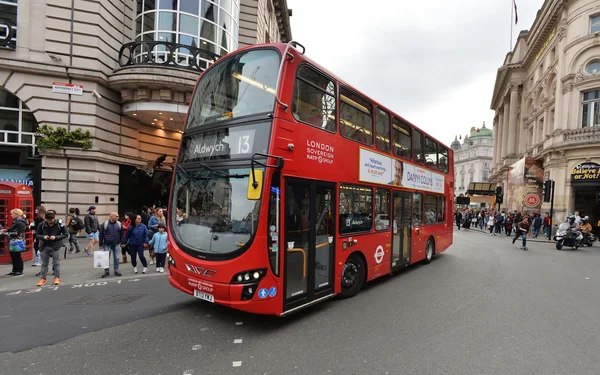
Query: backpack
[[103, 220, 122, 231], [71, 215, 84, 231]]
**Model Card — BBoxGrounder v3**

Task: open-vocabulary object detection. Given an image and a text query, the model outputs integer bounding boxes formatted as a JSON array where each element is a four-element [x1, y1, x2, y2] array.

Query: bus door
[[283, 178, 335, 312], [391, 191, 412, 269]]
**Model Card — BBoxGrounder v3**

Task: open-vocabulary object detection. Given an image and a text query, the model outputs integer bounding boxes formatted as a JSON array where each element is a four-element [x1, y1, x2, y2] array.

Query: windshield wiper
[[178, 163, 245, 179]]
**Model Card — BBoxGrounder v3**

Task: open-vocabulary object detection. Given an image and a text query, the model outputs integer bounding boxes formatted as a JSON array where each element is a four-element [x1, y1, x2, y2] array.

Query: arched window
[[0, 88, 38, 147]]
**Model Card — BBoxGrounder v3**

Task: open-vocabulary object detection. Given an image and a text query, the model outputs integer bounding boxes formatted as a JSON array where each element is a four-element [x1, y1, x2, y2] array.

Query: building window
[[591, 15, 600, 34], [292, 65, 336, 132], [586, 61, 600, 74], [339, 184, 372, 234], [392, 118, 411, 159], [468, 170, 474, 183], [340, 88, 373, 145], [0, 88, 38, 147], [482, 170, 489, 181], [135, 0, 239, 64], [375, 108, 391, 152], [581, 90, 600, 128]]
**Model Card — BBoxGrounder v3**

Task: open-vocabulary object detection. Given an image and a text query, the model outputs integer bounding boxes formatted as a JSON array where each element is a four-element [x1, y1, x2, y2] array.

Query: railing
[[563, 126, 600, 142], [118, 41, 221, 73]]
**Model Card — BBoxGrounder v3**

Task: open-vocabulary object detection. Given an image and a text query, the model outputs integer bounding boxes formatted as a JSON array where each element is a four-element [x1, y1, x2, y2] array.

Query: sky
[[286, 0, 545, 146]]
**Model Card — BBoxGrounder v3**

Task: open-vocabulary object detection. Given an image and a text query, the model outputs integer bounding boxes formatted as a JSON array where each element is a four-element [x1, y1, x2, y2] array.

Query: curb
[[459, 226, 555, 243]]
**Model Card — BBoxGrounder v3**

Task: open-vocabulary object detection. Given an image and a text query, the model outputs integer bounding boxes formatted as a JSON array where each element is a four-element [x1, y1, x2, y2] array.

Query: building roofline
[[274, 0, 292, 42]]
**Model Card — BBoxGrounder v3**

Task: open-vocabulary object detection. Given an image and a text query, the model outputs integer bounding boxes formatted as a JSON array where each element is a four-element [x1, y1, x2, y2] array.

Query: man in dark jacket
[[84, 205, 99, 257], [140, 206, 150, 227], [30, 206, 46, 266], [35, 210, 68, 286], [98, 212, 123, 277]]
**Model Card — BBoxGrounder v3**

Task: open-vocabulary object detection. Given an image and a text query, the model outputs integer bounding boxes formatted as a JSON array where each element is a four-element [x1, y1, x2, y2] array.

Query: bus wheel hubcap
[[427, 243, 433, 259], [342, 262, 358, 288]]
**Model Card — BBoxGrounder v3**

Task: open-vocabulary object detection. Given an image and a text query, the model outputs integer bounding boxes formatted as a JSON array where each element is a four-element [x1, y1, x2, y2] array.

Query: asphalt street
[[2, 229, 600, 375]]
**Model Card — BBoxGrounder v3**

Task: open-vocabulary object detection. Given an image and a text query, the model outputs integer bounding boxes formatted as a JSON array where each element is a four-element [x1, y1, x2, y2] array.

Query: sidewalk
[[0, 238, 164, 292], [459, 225, 555, 243]]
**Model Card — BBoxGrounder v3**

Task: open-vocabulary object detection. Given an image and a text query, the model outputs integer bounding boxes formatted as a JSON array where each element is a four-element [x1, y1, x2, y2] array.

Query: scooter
[[554, 223, 583, 250]]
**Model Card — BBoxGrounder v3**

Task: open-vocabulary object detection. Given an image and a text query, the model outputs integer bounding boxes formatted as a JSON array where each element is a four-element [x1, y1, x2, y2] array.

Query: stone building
[[490, 0, 600, 226], [451, 123, 494, 197], [0, 0, 292, 220]]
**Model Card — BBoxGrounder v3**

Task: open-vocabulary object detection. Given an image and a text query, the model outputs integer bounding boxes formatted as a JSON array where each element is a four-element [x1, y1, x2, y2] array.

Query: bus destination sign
[[180, 123, 270, 163]]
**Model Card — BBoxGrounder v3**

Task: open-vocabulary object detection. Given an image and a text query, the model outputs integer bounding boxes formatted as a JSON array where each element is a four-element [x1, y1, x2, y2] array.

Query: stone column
[[501, 98, 510, 162], [496, 109, 504, 167], [492, 118, 498, 167], [507, 85, 519, 155]]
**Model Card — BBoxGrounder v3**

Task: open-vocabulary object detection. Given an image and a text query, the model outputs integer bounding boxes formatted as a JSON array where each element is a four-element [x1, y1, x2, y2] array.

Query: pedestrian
[[505, 214, 513, 236], [532, 213, 542, 238], [512, 217, 531, 250], [149, 223, 168, 273], [455, 210, 462, 230], [65, 208, 83, 253], [30, 205, 46, 267], [487, 212, 495, 235], [35, 210, 68, 286], [0, 208, 28, 276], [84, 205, 99, 256], [140, 206, 150, 227], [98, 212, 124, 278], [121, 213, 133, 263], [543, 212, 551, 237], [124, 214, 149, 274], [147, 208, 166, 265]]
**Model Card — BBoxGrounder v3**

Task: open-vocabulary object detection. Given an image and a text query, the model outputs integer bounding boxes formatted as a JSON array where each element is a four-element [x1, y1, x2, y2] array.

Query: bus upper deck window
[[292, 65, 337, 132]]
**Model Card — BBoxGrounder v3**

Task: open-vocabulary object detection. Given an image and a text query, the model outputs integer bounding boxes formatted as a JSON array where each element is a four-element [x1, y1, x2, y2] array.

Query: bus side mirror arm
[[274, 41, 305, 114], [250, 153, 285, 187]]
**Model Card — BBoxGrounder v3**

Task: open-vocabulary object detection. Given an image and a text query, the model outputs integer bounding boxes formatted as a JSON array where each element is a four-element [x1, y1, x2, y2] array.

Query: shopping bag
[[9, 239, 26, 252], [93, 250, 109, 269]]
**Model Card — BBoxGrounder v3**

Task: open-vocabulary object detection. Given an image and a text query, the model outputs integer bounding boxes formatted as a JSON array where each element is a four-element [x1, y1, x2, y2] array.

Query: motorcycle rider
[[580, 217, 593, 235]]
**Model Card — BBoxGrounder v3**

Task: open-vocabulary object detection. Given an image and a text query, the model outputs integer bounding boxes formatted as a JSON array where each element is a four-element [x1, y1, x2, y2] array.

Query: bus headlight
[[231, 268, 267, 284], [167, 253, 176, 268]]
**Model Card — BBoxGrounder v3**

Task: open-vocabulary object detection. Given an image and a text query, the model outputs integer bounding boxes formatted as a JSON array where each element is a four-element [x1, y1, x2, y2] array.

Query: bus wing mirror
[[247, 170, 264, 200]]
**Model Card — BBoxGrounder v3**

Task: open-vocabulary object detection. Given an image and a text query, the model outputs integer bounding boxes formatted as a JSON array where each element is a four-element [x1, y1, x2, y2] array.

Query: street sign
[[52, 82, 83, 96], [524, 193, 540, 208]]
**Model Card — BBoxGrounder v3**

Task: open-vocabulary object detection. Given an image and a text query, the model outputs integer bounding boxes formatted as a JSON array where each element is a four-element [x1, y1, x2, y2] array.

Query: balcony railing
[[563, 126, 600, 142], [118, 41, 221, 73]]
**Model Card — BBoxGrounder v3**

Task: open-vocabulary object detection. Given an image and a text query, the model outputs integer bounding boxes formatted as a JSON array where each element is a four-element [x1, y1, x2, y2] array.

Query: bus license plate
[[193, 290, 214, 303]]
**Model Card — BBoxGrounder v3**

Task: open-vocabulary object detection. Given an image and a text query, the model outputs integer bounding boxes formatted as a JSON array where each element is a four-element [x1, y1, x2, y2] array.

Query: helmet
[[582, 218, 588, 224], [568, 216, 575, 224]]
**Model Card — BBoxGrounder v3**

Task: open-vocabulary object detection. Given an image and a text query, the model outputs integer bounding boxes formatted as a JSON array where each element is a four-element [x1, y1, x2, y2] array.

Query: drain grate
[[67, 294, 145, 305]]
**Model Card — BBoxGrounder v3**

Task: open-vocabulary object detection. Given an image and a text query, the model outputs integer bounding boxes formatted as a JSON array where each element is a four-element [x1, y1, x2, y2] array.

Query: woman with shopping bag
[[0, 208, 28, 276]]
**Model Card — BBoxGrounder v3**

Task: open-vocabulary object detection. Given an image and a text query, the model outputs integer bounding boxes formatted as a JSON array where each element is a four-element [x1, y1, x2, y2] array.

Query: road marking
[[234, 339, 242, 344], [235, 321, 243, 326], [5, 277, 154, 296], [183, 370, 194, 375], [191, 344, 202, 350], [232, 361, 242, 367]]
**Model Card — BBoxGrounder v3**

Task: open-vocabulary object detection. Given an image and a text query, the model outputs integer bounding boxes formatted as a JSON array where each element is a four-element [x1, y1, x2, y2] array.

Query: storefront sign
[[359, 148, 444, 193], [524, 193, 541, 208], [507, 157, 544, 212], [571, 162, 600, 182], [52, 82, 83, 96], [0, 2, 17, 50]]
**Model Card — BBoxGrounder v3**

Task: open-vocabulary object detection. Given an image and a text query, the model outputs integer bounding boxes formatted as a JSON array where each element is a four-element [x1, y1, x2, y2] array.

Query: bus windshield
[[186, 49, 280, 128], [171, 167, 262, 258]]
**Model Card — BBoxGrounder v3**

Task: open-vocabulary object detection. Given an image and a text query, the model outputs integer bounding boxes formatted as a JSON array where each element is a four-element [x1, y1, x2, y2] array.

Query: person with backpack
[[65, 208, 83, 253], [98, 212, 123, 277]]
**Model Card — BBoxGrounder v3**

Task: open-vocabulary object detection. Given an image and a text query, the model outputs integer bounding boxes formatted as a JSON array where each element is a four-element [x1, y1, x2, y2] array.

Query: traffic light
[[543, 180, 552, 202], [495, 186, 503, 204]]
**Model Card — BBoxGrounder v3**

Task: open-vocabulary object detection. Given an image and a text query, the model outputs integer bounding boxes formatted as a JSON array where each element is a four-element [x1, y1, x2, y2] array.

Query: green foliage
[[35, 125, 93, 150]]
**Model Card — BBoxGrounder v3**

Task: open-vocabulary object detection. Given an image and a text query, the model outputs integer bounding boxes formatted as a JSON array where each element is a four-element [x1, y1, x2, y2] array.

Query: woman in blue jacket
[[124, 215, 148, 274]]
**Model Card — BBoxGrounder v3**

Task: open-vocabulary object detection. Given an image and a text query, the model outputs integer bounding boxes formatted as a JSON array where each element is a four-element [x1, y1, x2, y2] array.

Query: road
[[2, 230, 600, 374]]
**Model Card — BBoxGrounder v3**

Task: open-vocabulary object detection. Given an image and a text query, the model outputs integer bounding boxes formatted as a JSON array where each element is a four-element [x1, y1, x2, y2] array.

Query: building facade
[[0, 0, 291, 220], [451, 123, 494, 197], [490, 0, 600, 226]]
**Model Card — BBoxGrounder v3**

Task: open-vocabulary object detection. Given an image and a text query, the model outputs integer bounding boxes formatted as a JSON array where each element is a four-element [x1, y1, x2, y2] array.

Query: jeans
[[155, 253, 166, 268], [10, 251, 23, 273], [513, 231, 527, 247], [40, 246, 60, 279], [533, 227, 541, 237], [129, 244, 147, 268], [544, 226, 550, 237], [103, 244, 120, 272], [69, 232, 80, 252]]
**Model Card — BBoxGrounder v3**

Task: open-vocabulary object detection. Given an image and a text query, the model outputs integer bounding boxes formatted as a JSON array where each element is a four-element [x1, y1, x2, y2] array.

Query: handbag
[[9, 239, 26, 252]]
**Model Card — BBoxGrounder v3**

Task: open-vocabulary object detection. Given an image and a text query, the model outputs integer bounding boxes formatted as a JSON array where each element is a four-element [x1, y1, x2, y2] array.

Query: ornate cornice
[[556, 24, 567, 41]]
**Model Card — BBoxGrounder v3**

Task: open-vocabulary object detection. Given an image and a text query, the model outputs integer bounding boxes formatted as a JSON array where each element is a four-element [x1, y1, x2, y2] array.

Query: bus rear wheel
[[423, 239, 435, 264], [339, 253, 365, 299]]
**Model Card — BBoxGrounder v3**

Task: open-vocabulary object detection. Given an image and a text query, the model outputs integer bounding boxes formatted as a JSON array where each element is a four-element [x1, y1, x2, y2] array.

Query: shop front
[[570, 161, 600, 229]]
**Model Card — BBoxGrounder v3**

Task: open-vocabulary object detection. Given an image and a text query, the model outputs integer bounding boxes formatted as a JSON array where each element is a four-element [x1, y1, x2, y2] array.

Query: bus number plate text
[[193, 290, 215, 303]]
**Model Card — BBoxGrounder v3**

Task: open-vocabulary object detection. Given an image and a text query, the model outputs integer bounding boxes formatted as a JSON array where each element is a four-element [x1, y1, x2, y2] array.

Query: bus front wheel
[[339, 253, 365, 299], [423, 239, 435, 264]]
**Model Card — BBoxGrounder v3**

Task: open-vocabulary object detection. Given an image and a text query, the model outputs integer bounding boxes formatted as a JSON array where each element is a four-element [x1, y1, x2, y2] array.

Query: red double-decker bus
[[167, 42, 454, 316]]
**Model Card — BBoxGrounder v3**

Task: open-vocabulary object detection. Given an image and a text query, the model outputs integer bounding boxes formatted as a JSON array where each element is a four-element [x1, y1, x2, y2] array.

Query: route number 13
[[238, 135, 251, 154]]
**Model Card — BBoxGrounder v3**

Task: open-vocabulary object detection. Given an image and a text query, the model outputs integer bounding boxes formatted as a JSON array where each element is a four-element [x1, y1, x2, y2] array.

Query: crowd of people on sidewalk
[[454, 207, 593, 250], [0, 203, 175, 286]]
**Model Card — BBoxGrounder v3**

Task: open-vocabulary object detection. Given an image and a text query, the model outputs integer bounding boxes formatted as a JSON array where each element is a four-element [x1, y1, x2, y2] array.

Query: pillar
[[501, 98, 510, 162], [507, 85, 519, 155], [496, 109, 504, 166]]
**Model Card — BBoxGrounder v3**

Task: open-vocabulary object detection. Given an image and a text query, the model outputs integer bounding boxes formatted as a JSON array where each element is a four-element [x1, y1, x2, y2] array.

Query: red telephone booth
[[0, 182, 34, 264]]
